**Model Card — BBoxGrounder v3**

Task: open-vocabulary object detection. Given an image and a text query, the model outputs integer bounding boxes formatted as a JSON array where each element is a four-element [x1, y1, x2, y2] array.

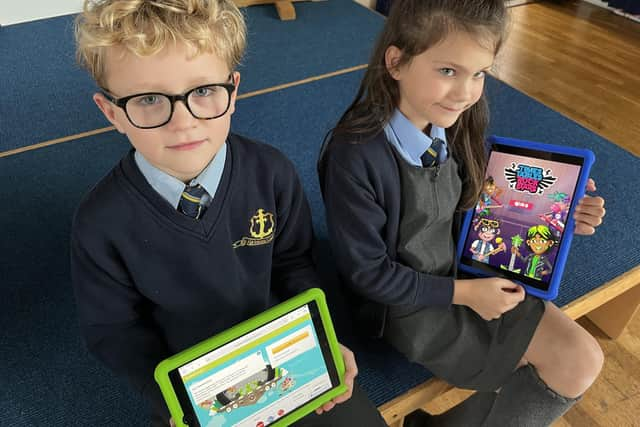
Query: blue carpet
[[2, 0, 639, 424], [2, 68, 639, 425], [0, 135, 141, 426], [0, 0, 383, 152]]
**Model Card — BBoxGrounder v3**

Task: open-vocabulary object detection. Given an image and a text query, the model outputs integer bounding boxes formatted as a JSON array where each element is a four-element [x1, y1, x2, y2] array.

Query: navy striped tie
[[420, 137, 445, 167], [178, 184, 207, 219]]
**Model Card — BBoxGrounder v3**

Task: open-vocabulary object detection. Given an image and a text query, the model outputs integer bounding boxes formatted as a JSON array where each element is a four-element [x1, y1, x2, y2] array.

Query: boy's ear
[[228, 71, 241, 116], [93, 93, 127, 134], [385, 45, 403, 80]]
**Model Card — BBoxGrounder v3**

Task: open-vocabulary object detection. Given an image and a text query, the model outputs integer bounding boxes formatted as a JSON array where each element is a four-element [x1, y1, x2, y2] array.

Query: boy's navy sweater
[[71, 133, 319, 411]]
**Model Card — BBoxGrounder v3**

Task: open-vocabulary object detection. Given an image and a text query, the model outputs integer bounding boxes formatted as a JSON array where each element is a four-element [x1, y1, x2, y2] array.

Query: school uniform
[[319, 110, 545, 393], [71, 133, 386, 426]]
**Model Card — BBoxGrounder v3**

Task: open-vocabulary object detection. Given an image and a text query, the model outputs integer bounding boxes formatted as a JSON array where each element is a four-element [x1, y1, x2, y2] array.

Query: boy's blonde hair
[[76, 0, 246, 88]]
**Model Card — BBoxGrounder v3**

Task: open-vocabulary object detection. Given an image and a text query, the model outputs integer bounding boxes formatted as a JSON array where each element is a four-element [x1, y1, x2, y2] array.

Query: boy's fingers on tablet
[[585, 178, 596, 192], [333, 385, 354, 404], [317, 401, 336, 413], [324, 401, 337, 411], [339, 344, 358, 379]]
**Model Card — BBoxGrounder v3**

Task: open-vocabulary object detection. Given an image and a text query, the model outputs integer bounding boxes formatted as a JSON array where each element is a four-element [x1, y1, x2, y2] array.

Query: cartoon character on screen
[[538, 191, 571, 236], [501, 233, 524, 273], [511, 225, 557, 280], [475, 176, 504, 217], [469, 218, 507, 264], [279, 376, 296, 397]]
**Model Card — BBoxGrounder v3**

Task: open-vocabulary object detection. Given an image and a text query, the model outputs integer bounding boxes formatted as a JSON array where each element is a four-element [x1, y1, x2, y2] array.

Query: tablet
[[155, 288, 348, 427], [456, 136, 594, 300]]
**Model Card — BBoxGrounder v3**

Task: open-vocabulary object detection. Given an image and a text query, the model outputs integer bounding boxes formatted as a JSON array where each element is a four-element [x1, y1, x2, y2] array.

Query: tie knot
[[420, 137, 445, 168], [179, 184, 208, 219]]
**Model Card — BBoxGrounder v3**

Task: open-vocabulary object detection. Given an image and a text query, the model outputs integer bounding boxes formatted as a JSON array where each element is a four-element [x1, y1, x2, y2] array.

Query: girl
[[318, 0, 606, 425]]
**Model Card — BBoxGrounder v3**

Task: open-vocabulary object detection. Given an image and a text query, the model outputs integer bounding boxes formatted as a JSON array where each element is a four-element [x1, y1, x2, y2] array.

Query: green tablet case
[[154, 288, 347, 427]]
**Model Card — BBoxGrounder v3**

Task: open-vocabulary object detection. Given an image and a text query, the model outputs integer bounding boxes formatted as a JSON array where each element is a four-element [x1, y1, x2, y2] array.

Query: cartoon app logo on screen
[[504, 163, 557, 195]]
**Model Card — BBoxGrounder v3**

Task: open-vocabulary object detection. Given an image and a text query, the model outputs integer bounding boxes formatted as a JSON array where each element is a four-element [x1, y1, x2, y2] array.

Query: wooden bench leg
[[379, 379, 452, 426], [586, 281, 640, 339], [275, 1, 296, 20]]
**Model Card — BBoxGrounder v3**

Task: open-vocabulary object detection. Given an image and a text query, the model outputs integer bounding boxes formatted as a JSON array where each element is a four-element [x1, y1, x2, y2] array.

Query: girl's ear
[[385, 45, 403, 80]]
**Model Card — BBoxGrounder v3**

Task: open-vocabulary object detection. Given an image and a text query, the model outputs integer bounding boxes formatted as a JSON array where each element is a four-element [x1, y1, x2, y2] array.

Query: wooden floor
[[424, 1, 640, 425], [497, 0, 640, 156]]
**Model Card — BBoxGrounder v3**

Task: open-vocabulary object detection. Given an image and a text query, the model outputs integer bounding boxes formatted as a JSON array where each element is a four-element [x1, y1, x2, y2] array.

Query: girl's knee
[[563, 329, 604, 392], [582, 332, 604, 380], [534, 325, 603, 398]]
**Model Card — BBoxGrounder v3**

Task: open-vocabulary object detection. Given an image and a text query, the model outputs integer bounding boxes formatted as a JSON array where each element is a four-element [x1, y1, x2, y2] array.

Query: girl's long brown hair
[[326, 0, 508, 210]]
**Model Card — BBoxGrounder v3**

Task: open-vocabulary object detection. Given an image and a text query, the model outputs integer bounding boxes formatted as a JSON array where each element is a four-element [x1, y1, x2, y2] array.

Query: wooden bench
[[234, 0, 307, 20]]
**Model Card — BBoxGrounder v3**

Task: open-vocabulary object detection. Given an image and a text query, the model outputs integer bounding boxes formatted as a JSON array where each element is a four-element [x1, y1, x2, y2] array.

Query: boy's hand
[[315, 343, 356, 414], [169, 418, 176, 427], [574, 178, 606, 235], [454, 278, 525, 321]]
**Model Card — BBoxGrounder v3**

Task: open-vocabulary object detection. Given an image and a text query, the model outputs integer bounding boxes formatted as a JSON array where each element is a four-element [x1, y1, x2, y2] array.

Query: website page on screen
[[176, 304, 334, 427]]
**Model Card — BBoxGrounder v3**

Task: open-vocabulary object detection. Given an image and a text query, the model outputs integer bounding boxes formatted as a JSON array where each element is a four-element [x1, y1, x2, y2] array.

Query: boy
[[512, 225, 556, 279], [71, 1, 386, 425]]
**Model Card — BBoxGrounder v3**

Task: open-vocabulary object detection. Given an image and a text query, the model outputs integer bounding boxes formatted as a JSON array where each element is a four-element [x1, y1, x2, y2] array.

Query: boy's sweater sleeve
[[322, 148, 454, 308], [70, 228, 169, 416], [270, 159, 322, 300]]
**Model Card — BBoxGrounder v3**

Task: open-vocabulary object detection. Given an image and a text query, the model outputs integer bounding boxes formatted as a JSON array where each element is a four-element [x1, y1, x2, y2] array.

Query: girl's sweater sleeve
[[321, 143, 454, 308]]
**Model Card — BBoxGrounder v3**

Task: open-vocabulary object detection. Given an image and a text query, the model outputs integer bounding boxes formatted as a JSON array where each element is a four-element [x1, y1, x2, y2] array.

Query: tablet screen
[[168, 301, 340, 427], [459, 143, 585, 291]]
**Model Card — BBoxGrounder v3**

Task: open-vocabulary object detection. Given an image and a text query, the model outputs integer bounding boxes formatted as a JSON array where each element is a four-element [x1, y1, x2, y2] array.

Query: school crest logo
[[233, 209, 276, 248]]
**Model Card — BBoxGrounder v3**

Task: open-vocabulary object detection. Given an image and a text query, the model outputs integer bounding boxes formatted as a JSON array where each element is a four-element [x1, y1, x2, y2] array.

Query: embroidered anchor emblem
[[250, 209, 275, 239], [233, 209, 276, 248]]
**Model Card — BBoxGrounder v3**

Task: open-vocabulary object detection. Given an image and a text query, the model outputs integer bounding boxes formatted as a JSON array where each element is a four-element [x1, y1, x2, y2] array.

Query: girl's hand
[[574, 178, 606, 235], [169, 418, 176, 427], [453, 278, 525, 320], [315, 343, 356, 414]]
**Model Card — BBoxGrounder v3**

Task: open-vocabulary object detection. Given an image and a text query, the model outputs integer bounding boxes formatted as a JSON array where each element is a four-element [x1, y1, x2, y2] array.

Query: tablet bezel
[[456, 136, 595, 300], [155, 288, 347, 427]]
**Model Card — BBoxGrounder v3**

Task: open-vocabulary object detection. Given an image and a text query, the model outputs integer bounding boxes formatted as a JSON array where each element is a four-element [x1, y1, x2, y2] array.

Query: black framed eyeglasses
[[101, 75, 236, 129], [479, 218, 500, 229]]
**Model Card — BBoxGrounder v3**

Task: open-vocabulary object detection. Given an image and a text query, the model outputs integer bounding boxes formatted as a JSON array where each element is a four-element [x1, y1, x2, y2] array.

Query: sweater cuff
[[415, 274, 455, 308]]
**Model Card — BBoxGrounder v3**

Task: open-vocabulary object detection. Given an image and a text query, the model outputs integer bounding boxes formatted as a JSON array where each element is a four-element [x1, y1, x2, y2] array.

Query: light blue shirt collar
[[383, 109, 448, 167], [134, 143, 227, 209]]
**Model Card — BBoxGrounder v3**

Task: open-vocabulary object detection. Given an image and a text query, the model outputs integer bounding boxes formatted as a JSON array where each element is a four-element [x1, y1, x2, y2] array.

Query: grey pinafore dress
[[383, 148, 545, 392]]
